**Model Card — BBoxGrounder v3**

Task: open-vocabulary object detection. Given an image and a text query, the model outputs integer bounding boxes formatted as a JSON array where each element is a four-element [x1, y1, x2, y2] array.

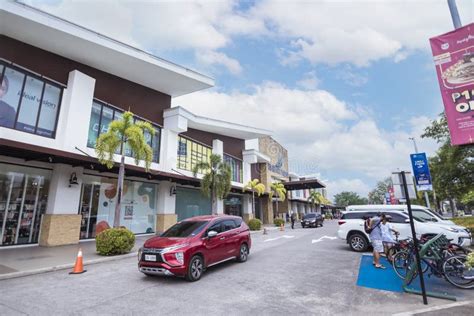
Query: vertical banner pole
[[401, 171, 428, 305], [447, 0, 462, 29]]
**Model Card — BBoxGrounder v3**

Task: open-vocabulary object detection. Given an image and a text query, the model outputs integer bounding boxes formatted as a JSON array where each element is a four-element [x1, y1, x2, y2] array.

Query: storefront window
[[0, 62, 62, 137], [78, 177, 157, 237], [224, 154, 243, 183], [0, 163, 51, 246], [175, 187, 211, 221], [224, 194, 243, 217], [87, 101, 161, 162], [177, 136, 212, 172]]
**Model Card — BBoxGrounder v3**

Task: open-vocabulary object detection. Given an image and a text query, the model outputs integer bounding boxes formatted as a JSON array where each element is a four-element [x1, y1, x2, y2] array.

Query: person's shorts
[[371, 240, 384, 253], [383, 241, 394, 248]]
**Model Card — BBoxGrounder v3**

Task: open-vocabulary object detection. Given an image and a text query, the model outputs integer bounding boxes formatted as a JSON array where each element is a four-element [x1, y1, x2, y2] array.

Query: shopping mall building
[[0, 2, 276, 247]]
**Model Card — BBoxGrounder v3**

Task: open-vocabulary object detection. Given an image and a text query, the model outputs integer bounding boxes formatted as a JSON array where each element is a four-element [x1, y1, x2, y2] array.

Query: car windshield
[[304, 214, 316, 219], [412, 209, 438, 222], [161, 221, 209, 238]]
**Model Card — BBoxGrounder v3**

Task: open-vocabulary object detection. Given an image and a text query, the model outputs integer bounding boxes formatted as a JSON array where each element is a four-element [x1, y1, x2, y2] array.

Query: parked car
[[337, 210, 471, 252], [138, 215, 251, 281], [301, 213, 324, 228], [346, 204, 456, 226]]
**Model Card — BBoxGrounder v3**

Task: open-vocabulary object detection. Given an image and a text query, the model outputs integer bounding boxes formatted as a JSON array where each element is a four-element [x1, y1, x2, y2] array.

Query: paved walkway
[[0, 235, 151, 280]]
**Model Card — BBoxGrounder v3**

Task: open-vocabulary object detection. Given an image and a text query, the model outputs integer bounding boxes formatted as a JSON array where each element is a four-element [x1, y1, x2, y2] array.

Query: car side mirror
[[207, 230, 218, 238]]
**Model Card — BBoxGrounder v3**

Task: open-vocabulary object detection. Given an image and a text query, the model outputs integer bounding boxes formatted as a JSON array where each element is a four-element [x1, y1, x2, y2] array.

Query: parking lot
[[0, 221, 473, 315]]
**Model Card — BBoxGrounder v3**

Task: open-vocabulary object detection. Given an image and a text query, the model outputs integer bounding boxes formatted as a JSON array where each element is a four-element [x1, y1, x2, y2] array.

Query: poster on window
[[430, 23, 474, 146], [0, 66, 61, 136]]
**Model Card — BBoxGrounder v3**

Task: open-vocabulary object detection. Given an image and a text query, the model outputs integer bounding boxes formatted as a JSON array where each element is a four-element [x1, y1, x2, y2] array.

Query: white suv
[[346, 204, 456, 226], [337, 210, 472, 252]]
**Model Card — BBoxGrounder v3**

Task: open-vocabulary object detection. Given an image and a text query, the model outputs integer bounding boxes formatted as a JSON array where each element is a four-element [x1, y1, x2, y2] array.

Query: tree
[[193, 154, 232, 215], [243, 179, 266, 218], [269, 182, 287, 216], [334, 191, 368, 207], [307, 191, 331, 212], [368, 178, 392, 204], [95, 111, 154, 228], [422, 113, 474, 215]]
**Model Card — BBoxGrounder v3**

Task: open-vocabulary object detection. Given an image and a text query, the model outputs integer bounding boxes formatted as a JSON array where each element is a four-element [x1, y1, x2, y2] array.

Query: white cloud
[[296, 71, 320, 90], [196, 50, 242, 75], [174, 84, 440, 197], [326, 178, 372, 201], [251, 0, 473, 66]]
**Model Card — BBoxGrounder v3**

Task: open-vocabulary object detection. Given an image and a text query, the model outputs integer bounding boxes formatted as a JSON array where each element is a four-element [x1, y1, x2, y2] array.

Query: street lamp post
[[409, 137, 431, 209]]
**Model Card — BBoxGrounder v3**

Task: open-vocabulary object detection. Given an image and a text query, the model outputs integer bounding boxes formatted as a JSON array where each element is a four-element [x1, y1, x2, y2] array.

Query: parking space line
[[391, 300, 473, 316]]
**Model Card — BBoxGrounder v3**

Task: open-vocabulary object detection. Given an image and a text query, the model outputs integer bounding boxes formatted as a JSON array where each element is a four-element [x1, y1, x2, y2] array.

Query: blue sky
[[24, 0, 473, 198]]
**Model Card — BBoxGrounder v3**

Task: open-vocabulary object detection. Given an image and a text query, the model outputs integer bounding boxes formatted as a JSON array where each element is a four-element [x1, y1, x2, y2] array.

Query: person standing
[[381, 214, 399, 262], [0, 76, 16, 128], [290, 212, 296, 229], [367, 212, 385, 269]]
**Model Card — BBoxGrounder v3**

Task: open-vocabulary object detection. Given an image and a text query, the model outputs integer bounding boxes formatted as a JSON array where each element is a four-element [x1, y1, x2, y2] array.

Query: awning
[[283, 179, 325, 191]]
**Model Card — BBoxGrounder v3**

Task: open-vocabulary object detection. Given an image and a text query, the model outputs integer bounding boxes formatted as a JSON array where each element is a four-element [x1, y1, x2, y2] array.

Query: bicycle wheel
[[392, 251, 409, 279], [442, 255, 474, 289]]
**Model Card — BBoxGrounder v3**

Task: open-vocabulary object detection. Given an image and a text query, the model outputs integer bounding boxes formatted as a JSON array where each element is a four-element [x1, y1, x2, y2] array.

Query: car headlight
[[175, 252, 184, 265], [138, 247, 143, 261], [442, 227, 460, 233], [311, 219, 316, 223], [162, 243, 189, 253]]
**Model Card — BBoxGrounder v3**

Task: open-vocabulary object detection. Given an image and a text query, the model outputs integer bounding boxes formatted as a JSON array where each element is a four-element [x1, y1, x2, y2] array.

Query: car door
[[220, 219, 239, 258], [202, 220, 226, 265]]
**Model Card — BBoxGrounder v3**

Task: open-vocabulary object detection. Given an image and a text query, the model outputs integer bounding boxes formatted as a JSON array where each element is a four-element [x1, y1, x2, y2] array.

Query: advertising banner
[[430, 23, 474, 146], [410, 153, 433, 191]]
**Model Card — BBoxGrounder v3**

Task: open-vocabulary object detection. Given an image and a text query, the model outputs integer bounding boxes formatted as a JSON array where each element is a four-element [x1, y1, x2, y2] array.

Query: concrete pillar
[[262, 198, 273, 225], [242, 194, 253, 222], [58, 70, 96, 152], [212, 139, 224, 214], [39, 164, 84, 246], [156, 181, 177, 232]]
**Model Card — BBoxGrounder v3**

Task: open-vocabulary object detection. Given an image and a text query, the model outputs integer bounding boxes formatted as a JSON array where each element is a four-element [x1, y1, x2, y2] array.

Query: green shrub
[[466, 252, 474, 269], [248, 218, 262, 231], [451, 217, 474, 235], [324, 213, 332, 220], [96, 227, 135, 256], [273, 218, 285, 227]]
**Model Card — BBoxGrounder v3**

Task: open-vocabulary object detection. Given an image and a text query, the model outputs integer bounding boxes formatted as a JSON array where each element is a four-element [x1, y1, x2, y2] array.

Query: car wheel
[[349, 233, 368, 252], [185, 255, 204, 282], [237, 243, 249, 263], [302, 224, 305, 228]]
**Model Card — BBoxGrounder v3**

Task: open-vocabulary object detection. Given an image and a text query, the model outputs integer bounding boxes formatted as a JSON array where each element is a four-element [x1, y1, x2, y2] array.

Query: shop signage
[[410, 153, 433, 191], [429, 23, 474, 146]]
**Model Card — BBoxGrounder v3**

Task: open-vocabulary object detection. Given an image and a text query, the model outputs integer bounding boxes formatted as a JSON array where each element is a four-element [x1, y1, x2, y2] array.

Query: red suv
[[138, 215, 251, 281]]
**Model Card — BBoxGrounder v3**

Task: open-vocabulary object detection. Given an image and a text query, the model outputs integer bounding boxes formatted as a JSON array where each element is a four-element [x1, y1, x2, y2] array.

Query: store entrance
[[0, 164, 50, 246], [78, 183, 100, 239]]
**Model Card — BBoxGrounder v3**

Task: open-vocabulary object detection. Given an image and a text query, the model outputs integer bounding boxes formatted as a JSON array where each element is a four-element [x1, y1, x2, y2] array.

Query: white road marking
[[264, 235, 295, 242], [391, 300, 473, 316], [311, 236, 338, 244]]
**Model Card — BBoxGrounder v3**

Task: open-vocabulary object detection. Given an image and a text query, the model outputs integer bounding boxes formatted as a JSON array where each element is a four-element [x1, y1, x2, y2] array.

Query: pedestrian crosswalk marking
[[311, 236, 337, 244]]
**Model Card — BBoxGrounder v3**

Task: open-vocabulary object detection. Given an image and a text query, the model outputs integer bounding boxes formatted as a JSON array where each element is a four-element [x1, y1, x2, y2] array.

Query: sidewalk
[[0, 235, 150, 281]]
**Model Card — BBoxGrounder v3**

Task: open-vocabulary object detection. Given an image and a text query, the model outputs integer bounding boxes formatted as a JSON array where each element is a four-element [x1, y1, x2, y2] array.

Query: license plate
[[145, 254, 156, 261]]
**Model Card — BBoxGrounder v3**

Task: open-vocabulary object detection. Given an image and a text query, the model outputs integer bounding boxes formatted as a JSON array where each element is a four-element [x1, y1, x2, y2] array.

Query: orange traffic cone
[[69, 248, 87, 274], [280, 223, 284, 231]]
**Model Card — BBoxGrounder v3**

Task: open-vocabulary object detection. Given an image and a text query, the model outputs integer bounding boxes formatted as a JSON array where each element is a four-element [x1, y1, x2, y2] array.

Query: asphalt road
[[0, 221, 472, 315]]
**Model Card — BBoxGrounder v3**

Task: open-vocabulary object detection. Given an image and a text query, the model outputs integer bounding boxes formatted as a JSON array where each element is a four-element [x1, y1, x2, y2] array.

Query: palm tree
[[193, 154, 232, 215], [243, 179, 266, 218], [269, 182, 287, 218], [308, 191, 331, 213], [95, 111, 154, 228]]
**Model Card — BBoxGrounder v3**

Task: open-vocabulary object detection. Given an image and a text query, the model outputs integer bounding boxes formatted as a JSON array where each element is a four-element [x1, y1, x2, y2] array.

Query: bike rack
[[402, 234, 457, 301]]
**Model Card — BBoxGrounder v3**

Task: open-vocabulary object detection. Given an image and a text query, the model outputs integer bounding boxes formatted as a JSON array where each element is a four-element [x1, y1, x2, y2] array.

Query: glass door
[[79, 183, 100, 239], [1, 174, 26, 246]]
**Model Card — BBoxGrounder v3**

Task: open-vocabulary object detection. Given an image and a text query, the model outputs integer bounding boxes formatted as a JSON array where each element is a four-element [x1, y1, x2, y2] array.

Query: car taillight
[[338, 220, 346, 225]]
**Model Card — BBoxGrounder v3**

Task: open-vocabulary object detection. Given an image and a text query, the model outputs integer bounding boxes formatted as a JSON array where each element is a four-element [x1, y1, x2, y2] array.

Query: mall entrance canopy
[[282, 178, 325, 191]]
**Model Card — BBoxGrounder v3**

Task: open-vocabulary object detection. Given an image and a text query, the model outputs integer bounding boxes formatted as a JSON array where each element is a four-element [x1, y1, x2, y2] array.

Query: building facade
[[0, 2, 270, 247]]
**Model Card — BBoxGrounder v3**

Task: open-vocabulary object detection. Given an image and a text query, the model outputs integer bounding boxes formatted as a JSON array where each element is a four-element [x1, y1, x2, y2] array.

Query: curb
[[0, 251, 137, 281]]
